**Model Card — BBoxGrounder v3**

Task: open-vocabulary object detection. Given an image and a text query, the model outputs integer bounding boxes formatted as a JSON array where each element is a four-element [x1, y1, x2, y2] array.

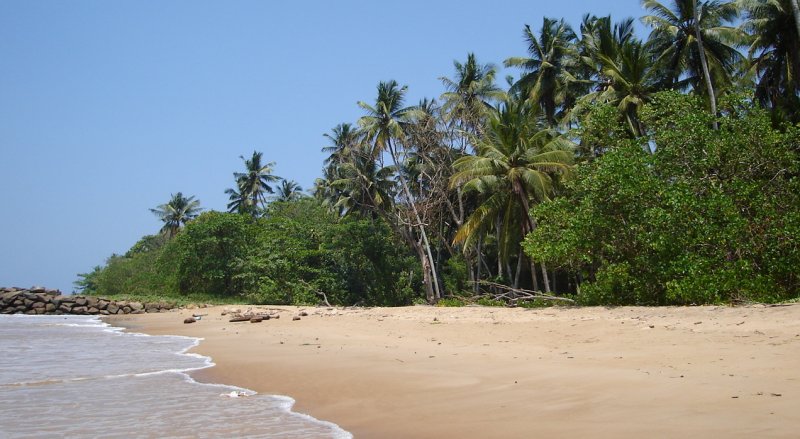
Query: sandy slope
[[113, 304, 800, 438]]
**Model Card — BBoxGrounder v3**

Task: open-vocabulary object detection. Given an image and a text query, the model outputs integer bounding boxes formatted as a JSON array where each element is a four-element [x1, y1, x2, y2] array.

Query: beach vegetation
[[79, 1, 800, 307]]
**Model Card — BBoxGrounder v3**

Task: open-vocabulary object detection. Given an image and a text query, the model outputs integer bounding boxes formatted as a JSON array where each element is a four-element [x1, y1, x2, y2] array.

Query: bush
[[526, 92, 800, 305]]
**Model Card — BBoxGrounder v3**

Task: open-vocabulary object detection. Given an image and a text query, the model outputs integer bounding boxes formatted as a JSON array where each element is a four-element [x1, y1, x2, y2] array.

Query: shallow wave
[[0, 315, 352, 438]]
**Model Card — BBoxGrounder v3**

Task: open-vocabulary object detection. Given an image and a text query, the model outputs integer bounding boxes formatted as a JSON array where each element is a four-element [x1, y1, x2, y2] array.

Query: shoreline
[[112, 304, 800, 438]]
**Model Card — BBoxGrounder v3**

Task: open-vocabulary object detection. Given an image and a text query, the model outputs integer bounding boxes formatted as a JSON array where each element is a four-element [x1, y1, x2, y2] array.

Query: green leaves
[[525, 92, 800, 304]]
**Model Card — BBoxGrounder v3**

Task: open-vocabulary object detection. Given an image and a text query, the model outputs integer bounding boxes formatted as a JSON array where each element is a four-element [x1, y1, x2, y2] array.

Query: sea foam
[[0, 315, 351, 438]]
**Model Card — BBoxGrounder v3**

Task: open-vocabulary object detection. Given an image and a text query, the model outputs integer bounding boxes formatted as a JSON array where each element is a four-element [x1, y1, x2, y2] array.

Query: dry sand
[[112, 304, 800, 438]]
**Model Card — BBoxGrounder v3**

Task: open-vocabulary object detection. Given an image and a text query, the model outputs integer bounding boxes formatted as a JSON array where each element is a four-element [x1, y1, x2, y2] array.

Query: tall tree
[[578, 29, 662, 137], [450, 97, 574, 291], [275, 180, 304, 202], [740, 0, 800, 120], [505, 18, 579, 126], [227, 151, 279, 217], [358, 80, 442, 301], [149, 192, 202, 238], [439, 53, 503, 140], [642, 0, 745, 126]]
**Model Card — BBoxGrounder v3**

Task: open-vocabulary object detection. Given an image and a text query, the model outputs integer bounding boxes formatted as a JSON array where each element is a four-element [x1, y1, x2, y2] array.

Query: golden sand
[[112, 304, 800, 438]]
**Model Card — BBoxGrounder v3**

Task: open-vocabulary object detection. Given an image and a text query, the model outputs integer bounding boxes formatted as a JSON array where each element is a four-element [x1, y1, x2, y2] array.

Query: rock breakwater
[[0, 286, 176, 315]]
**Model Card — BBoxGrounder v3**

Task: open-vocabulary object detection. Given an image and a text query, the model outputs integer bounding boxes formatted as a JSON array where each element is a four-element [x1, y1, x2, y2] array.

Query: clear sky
[[0, 1, 646, 293]]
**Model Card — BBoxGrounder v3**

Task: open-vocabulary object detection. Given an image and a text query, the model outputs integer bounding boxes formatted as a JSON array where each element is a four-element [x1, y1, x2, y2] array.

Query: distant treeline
[[78, 1, 800, 306]]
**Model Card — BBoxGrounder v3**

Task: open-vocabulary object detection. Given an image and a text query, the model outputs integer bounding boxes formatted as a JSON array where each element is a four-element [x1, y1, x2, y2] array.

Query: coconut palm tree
[[740, 0, 800, 119], [227, 151, 279, 217], [440, 53, 504, 140], [275, 180, 304, 202], [642, 0, 746, 126], [505, 18, 579, 127], [358, 80, 442, 301], [577, 30, 663, 137], [323, 123, 361, 170], [329, 143, 397, 217], [450, 97, 574, 291], [149, 192, 202, 238]]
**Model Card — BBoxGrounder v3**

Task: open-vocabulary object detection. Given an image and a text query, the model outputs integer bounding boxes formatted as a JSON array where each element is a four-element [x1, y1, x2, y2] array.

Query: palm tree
[[740, 0, 800, 119], [149, 192, 202, 238], [227, 151, 279, 217], [225, 180, 252, 216], [275, 180, 304, 202], [439, 53, 504, 140], [642, 0, 746, 126], [505, 18, 579, 126], [450, 97, 573, 291], [329, 143, 397, 217], [577, 27, 663, 137], [323, 123, 361, 170], [358, 80, 442, 301]]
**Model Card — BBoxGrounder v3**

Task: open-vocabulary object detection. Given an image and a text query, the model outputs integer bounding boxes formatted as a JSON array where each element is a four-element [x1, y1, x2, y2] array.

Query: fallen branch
[[472, 281, 575, 304], [298, 280, 332, 307]]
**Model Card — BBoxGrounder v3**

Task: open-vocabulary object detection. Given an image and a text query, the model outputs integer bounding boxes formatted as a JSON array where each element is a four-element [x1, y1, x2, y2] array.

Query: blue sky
[[0, 1, 646, 293]]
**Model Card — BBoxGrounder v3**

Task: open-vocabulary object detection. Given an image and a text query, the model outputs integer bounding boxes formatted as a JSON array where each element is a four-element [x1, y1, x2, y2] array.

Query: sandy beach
[[113, 304, 800, 438]]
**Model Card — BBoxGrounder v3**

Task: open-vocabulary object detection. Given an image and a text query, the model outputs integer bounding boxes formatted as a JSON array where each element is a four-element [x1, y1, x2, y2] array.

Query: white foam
[[0, 314, 353, 438]]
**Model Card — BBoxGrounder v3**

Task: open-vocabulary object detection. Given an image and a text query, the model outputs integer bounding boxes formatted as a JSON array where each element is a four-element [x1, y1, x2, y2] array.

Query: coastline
[[112, 304, 800, 438]]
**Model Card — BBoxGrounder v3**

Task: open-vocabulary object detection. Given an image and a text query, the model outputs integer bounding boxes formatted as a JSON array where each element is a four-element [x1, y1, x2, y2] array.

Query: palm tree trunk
[[540, 261, 551, 293], [693, 0, 718, 130], [513, 253, 523, 289], [496, 215, 503, 279], [515, 184, 551, 293], [530, 261, 540, 291], [792, 0, 800, 45], [475, 236, 483, 294], [388, 140, 441, 301]]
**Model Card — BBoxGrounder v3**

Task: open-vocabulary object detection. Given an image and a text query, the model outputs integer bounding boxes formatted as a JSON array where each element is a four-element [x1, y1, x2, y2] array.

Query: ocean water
[[0, 315, 351, 438]]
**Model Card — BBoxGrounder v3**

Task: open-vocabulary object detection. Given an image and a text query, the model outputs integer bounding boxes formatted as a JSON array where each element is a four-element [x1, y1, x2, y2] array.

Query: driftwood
[[229, 312, 280, 323], [472, 281, 575, 304], [298, 280, 332, 307]]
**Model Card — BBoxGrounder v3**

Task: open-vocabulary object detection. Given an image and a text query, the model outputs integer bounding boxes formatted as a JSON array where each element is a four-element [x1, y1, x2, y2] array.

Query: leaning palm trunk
[[388, 140, 442, 302], [516, 183, 551, 293], [792, 0, 800, 46], [694, 0, 718, 129]]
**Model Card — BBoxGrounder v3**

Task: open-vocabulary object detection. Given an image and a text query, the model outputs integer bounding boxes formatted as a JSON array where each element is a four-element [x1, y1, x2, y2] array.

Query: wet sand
[[113, 304, 800, 438]]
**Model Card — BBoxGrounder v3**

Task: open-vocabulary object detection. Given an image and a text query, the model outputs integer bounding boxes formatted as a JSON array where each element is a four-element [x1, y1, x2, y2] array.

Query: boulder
[[31, 302, 45, 309], [45, 303, 56, 313], [184, 317, 197, 324], [88, 307, 99, 314], [0, 291, 20, 303], [54, 295, 76, 304], [58, 303, 73, 313], [131, 309, 145, 315], [74, 297, 88, 307], [129, 302, 144, 311], [34, 307, 46, 315], [107, 304, 119, 314], [86, 297, 99, 307], [30, 286, 46, 294], [98, 300, 110, 309], [122, 306, 132, 314], [72, 306, 88, 314]]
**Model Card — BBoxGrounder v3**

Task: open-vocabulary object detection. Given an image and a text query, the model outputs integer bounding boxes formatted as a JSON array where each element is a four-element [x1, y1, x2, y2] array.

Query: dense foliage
[[525, 93, 800, 304], [79, 1, 800, 306], [79, 200, 419, 306]]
